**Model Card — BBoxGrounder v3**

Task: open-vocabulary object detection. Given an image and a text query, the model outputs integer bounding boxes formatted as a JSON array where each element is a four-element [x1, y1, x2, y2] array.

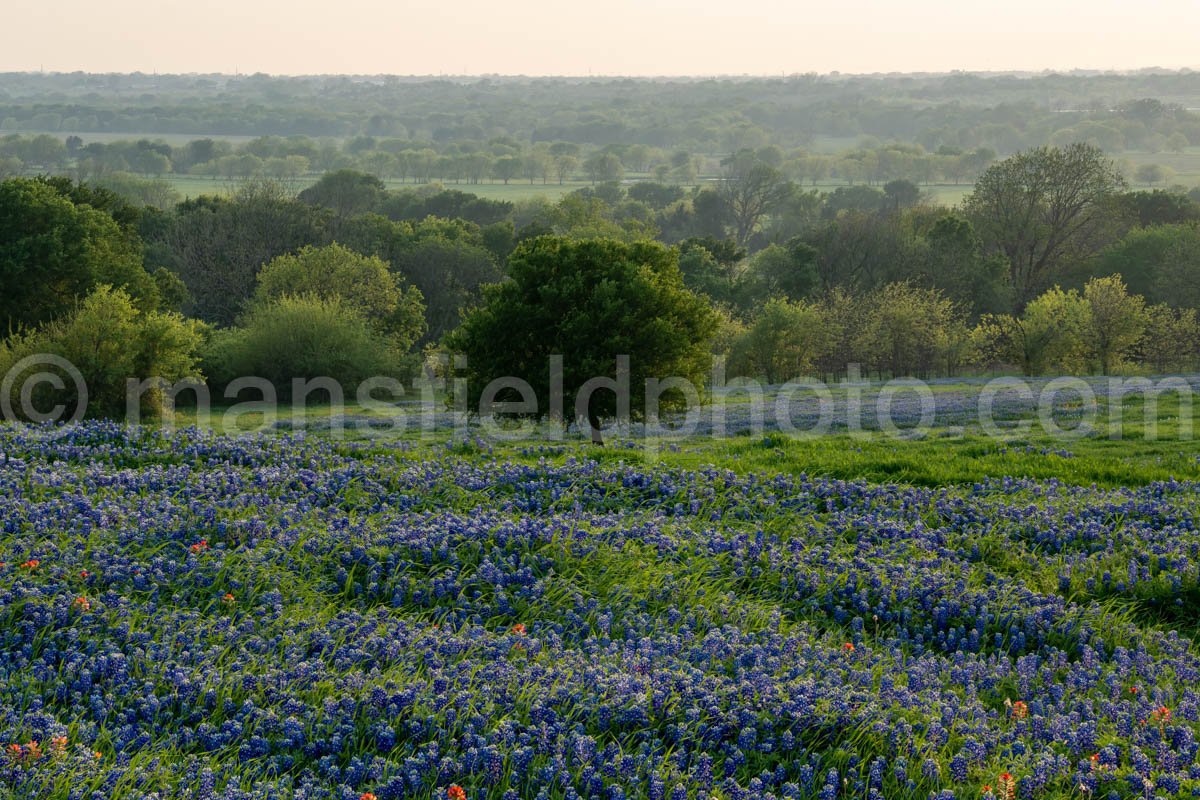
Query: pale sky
[[3, 0, 1198, 76]]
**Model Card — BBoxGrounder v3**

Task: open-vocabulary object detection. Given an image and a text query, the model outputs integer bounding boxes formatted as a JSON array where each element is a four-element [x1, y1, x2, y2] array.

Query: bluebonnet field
[[3, 423, 1200, 800]]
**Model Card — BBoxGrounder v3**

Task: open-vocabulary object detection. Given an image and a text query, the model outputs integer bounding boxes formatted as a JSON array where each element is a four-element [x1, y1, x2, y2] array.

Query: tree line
[[5, 72, 1200, 154], [2, 142, 1200, 422]]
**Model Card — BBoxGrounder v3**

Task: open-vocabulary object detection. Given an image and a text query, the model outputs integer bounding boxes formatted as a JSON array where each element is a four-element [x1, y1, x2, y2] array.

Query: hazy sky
[[4, 0, 1198, 76]]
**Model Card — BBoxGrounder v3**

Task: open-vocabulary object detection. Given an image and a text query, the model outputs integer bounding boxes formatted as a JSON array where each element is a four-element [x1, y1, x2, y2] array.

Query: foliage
[[445, 237, 718, 428], [297, 169, 386, 218], [0, 286, 204, 419], [202, 294, 397, 398], [965, 144, 1128, 309], [0, 178, 157, 331], [977, 287, 1092, 375], [853, 283, 972, 378], [741, 239, 819, 305], [162, 180, 330, 325], [1082, 274, 1149, 374], [255, 243, 426, 350], [728, 298, 831, 383]]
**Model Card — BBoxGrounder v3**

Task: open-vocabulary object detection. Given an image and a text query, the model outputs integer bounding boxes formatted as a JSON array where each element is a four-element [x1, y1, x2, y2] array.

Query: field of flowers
[[3, 423, 1200, 799]]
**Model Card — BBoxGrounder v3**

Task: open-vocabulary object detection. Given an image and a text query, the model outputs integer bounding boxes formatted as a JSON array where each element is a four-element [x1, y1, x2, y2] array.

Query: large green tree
[[0, 178, 157, 331], [162, 180, 329, 325], [965, 144, 1127, 310], [445, 237, 718, 441]]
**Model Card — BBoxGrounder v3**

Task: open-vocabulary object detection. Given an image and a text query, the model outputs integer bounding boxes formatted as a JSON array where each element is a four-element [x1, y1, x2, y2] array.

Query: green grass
[[168, 382, 1200, 488]]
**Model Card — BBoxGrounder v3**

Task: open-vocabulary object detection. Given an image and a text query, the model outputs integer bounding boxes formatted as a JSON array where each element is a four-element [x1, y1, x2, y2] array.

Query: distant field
[[1120, 146, 1200, 187]]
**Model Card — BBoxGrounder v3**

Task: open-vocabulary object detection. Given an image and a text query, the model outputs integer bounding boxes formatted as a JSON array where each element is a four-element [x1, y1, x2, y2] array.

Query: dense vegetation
[[3, 71, 1200, 422], [4, 137, 1200, 425]]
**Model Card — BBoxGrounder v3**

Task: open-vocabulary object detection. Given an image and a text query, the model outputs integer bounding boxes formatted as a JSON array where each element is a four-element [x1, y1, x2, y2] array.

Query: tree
[[163, 180, 329, 325], [1135, 163, 1172, 186], [916, 214, 1010, 317], [445, 237, 718, 443], [0, 177, 157, 332], [1093, 223, 1200, 303], [1156, 230, 1200, 310], [853, 283, 968, 378], [883, 179, 921, 212], [628, 182, 685, 209], [389, 236, 502, 343], [729, 298, 830, 384], [298, 169, 386, 218], [203, 295, 396, 399], [522, 150, 549, 184], [492, 156, 523, 185], [255, 243, 425, 350], [1166, 132, 1190, 153], [976, 287, 1091, 375], [552, 154, 579, 185], [805, 212, 913, 293], [965, 144, 1127, 311], [1115, 190, 1200, 227], [1082, 274, 1148, 374], [719, 150, 794, 247], [1137, 305, 1200, 373], [0, 156, 22, 179], [583, 153, 624, 184], [741, 239, 818, 306], [675, 237, 745, 306]]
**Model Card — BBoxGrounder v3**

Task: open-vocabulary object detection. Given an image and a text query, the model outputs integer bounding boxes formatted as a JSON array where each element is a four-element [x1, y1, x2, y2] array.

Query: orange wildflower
[[73, 596, 91, 611], [448, 785, 467, 800], [997, 772, 1016, 800], [511, 623, 527, 635]]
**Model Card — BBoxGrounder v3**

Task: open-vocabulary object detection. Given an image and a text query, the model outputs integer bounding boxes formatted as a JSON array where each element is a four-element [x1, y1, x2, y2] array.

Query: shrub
[[728, 298, 830, 383], [202, 295, 396, 399], [0, 286, 205, 420], [255, 243, 426, 350]]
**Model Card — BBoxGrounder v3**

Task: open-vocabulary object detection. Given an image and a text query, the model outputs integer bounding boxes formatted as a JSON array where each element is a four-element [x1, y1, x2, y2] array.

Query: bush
[[728, 298, 830, 383], [0, 286, 205, 420], [255, 243, 426, 350], [202, 295, 397, 399]]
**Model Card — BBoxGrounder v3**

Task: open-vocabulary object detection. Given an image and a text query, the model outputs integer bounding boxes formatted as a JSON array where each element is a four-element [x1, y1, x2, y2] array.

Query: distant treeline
[[2, 72, 1200, 153]]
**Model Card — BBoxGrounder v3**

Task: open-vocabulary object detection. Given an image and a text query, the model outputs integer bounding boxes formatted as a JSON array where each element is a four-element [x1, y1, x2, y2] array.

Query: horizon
[[6, 67, 1200, 80]]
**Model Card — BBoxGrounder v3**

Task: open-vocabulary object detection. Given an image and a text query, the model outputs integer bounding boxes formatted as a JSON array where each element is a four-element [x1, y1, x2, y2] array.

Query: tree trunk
[[587, 410, 604, 446]]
